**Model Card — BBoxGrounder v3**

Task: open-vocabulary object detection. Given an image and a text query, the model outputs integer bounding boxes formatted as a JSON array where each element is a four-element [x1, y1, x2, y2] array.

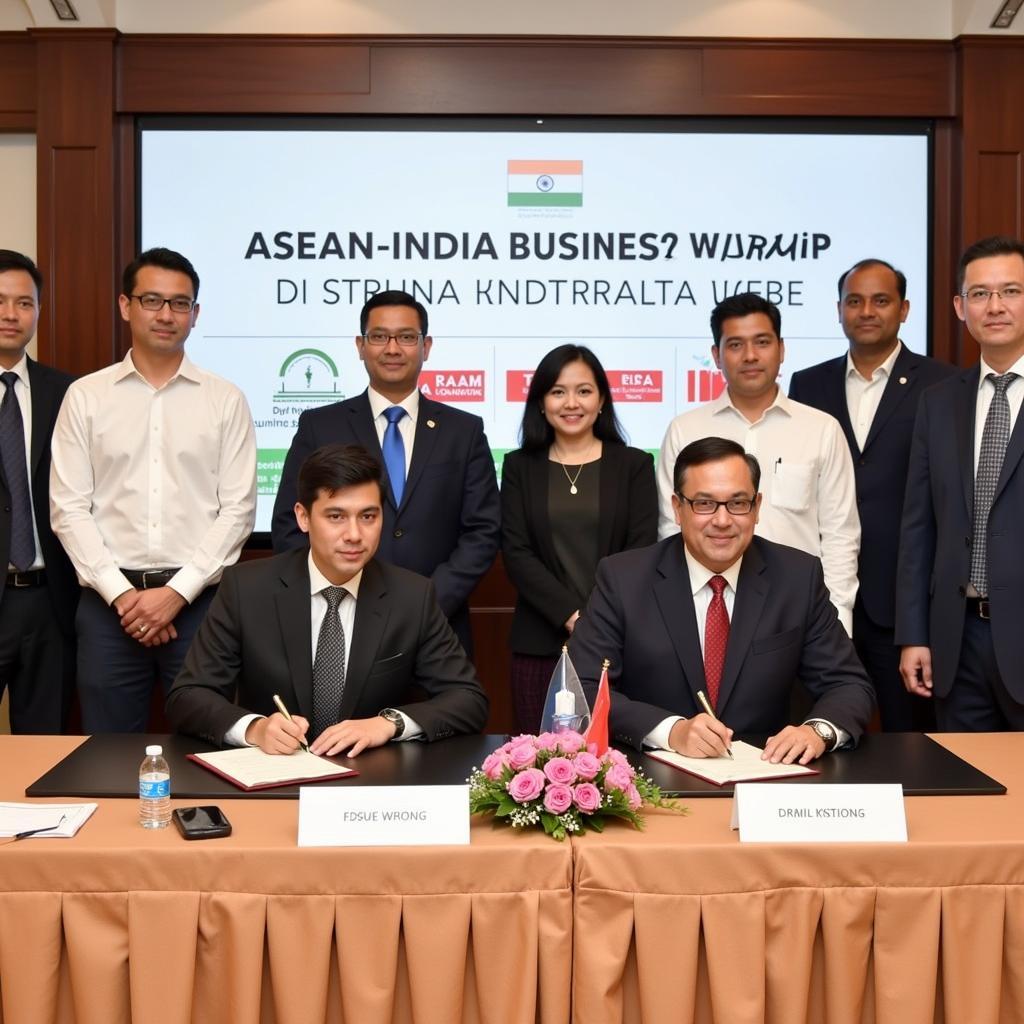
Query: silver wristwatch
[[379, 708, 405, 739], [808, 720, 837, 751]]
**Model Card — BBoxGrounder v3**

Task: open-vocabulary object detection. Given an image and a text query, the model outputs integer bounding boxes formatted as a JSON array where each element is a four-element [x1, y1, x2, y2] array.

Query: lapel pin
[[427, 419, 436, 429], [898, 377, 908, 385]]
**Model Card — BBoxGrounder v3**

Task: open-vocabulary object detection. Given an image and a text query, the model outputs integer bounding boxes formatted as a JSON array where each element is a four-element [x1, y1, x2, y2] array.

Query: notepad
[[647, 740, 819, 786], [188, 747, 358, 791], [0, 802, 98, 838]]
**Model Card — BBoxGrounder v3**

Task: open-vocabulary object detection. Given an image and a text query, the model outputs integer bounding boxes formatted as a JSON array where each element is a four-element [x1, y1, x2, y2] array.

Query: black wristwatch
[[808, 719, 837, 751], [379, 708, 405, 739]]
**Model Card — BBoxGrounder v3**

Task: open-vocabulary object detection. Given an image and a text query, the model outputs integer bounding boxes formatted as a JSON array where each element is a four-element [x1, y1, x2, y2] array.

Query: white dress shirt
[[656, 388, 860, 635], [49, 350, 256, 605], [3, 354, 43, 571], [367, 386, 419, 473], [973, 353, 1024, 474], [226, 551, 422, 746], [845, 340, 903, 451]]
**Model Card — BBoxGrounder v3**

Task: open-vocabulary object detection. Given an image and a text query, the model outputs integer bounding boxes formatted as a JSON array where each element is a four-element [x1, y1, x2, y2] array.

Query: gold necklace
[[553, 437, 595, 495]]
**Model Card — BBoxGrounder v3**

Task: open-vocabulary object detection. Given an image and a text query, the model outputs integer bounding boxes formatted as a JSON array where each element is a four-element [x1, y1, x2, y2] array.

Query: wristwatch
[[378, 708, 405, 739], [808, 720, 837, 751]]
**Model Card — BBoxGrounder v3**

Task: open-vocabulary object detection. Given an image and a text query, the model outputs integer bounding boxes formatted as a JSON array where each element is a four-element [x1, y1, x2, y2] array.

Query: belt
[[5, 569, 47, 588], [965, 596, 991, 621], [121, 567, 181, 589]]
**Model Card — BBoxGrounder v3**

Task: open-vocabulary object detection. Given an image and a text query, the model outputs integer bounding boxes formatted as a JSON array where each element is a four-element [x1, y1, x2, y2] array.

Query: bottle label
[[140, 778, 170, 799]]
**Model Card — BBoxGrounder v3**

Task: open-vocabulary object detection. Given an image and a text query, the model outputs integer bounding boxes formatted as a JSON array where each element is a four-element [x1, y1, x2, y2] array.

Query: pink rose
[[481, 752, 506, 780], [603, 764, 633, 792], [572, 752, 601, 781], [507, 768, 545, 803], [507, 741, 538, 770], [573, 783, 602, 813], [543, 757, 576, 785], [543, 783, 573, 815], [605, 749, 630, 768], [556, 731, 586, 754], [625, 784, 642, 810], [535, 732, 561, 752]]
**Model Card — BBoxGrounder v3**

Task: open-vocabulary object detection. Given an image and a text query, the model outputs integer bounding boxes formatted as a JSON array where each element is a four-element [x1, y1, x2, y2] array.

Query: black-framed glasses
[[363, 330, 423, 347], [676, 494, 756, 516], [129, 293, 196, 313]]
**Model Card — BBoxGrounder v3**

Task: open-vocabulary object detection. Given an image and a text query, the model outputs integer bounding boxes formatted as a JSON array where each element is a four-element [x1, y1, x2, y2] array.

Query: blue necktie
[[382, 406, 407, 506], [0, 372, 35, 571]]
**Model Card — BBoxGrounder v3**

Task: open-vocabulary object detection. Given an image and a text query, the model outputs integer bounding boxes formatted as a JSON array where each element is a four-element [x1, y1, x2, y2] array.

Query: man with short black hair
[[0, 249, 77, 732], [271, 289, 500, 654], [51, 247, 256, 732], [790, 258, 954, 730], [571, 437, 874, 764], [167, 443, 488, 754], [656, 292, 860, 634]]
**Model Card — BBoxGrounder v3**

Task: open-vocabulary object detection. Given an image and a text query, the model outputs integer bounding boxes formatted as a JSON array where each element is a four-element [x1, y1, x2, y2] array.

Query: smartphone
[[172, 805, 232, 840]]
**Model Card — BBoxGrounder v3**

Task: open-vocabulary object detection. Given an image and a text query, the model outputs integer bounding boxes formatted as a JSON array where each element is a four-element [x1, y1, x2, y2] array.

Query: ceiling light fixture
[[48, 0, 79, 20], [991, 0, 1023, 28]]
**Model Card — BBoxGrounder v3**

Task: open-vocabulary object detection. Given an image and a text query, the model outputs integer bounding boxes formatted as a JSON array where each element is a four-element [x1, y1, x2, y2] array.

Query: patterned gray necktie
[[970, 372, 1018, 596], [0, 372, 35, 570], [312, 586, 347, 740]]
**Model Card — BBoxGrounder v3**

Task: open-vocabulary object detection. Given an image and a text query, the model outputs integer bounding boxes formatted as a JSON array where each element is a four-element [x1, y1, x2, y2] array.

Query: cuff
[[643, 716, 684, 751], [97, 567, 137, 607], [803, 718, 850, 752], [167, 564, 207, 605], [225, 714, 263, 748]]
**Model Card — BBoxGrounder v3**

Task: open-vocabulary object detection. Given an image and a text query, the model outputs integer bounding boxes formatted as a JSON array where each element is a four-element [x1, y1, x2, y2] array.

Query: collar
[[710, 384, 790, 423], [113, 349, 201, 385], [307, 550, 363, 602], [1, 352, 30, 388], [977, 352, 1024, 391], [368, 385, 420, 423], [845, 339, 902, 382], [683, 544, 742, 597]]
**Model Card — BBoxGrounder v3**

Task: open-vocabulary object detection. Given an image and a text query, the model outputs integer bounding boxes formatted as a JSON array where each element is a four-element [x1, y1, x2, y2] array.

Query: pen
[[14, 814, 67, 840], [272, 693, 310, 752], [696, 690, 734, 758]]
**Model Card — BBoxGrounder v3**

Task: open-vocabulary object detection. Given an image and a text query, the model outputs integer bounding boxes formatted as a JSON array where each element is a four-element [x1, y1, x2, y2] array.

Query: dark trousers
[[0, 584, 73, 733], [853, 599, 936, 732], [936, 611, 1024, 732], [76, 586, 215, 733], [510, 652, 560, 735]]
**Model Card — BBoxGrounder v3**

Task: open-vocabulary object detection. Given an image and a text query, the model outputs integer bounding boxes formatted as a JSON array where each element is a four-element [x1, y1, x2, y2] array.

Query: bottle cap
[[145, 745, 163, 756]]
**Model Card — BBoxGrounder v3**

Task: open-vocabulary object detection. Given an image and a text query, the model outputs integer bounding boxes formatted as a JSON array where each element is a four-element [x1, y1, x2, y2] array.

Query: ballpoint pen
[[696, 690, 734, 758], [272, 694, 310, 752]]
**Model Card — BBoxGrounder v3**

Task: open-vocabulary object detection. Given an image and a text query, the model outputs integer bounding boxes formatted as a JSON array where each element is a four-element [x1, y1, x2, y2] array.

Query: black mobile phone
[[172, 805, 232, 840]]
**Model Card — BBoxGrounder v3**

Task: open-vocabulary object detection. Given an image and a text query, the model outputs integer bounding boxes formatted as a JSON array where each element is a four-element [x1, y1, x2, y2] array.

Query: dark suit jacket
[[789, 345, 955, 628], [568, 536, 874, 749], [0, 358, 77, 633], [895, 365, 1024, 701], [501, 444, 657, 655], [270, 390, 500, 651], [165, 549, 489, 746]]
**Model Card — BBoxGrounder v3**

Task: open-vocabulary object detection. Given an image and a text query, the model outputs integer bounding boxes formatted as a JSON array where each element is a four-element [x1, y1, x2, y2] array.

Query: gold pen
[[272, 693, 309, 752], [696, 690, 733, 758]]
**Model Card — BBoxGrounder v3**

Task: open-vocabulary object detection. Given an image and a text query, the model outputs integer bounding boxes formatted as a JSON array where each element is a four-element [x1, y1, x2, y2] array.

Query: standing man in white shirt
[[790, 260, 954, 730], [656, 292, 860, 635], [50, 248, 256, 732]]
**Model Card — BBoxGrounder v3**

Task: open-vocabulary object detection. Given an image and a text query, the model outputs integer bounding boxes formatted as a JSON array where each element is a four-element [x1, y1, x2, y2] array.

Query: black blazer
[[270, 389, 500, 652], [165, 548, 489, 746], [569, 536, 874, 749], [0, 358, 77, 633], [501, 444, 657, 655], [896, 365, 1024, 701], [789, 345, 956, 628]]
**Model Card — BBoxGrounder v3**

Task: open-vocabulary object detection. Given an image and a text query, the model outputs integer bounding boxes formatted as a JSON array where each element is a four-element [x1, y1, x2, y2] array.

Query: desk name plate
[[298, 784, 470, 847], [731, 783, 908, 843]]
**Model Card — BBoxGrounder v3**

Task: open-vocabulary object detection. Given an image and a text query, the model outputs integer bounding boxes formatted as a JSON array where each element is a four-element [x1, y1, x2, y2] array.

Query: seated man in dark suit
[[167, 444, 488, 756], [570, 437, 874, 764]]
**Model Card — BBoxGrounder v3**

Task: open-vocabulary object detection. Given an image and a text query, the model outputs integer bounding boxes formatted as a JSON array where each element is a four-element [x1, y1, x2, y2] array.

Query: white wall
[[0, 134, 36, 359]]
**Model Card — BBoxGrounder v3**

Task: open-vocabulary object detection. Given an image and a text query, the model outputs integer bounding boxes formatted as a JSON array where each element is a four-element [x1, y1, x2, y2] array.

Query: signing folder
[[188, 747, 358, 791], [647, 740, 819, 786]]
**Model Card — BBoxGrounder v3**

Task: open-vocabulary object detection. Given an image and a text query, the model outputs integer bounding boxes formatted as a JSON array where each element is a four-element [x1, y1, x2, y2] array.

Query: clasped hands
[[668, 714, 826, 765], [114, 586, 187, 647], [245, 712, 397, 757]]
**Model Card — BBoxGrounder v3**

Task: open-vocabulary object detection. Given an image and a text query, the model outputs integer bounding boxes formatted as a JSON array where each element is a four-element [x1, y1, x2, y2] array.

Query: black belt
[[965, 596, 991, 620], [121, 567, 181, 589], [5, 569, 47, 588]]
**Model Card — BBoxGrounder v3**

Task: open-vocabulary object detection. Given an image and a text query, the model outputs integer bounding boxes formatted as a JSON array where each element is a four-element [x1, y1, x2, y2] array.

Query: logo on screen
[[418, 371, 485, 402], [507, 160, 583, 208], [506, 370, 535, 401], [686, 368, 727, 404], [607, 371, 663, 403], [273, 348, 344, 405]]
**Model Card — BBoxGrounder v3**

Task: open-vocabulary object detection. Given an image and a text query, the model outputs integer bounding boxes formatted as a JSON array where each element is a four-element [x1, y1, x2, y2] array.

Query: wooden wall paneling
[[468, 553, 516, 734], [931, 119, 957, 365], [0, 34, 36, 129], [115, 114, 136, 358], [32, 28, 118, 376]]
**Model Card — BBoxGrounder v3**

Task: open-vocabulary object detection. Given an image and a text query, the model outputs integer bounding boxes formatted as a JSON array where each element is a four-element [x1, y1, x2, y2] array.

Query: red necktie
[[704, 575, 729, 710]]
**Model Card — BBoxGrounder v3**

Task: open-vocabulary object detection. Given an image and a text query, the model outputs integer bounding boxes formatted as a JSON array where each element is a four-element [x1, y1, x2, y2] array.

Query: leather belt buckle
[[141, 569, 170, 589], [978, 599, 991, 621], [7, 570, 44, 588]]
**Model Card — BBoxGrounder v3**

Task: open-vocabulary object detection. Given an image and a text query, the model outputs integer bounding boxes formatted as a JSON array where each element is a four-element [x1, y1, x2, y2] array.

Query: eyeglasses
[[130, 293, 196, 313], [677, 494, 756, 516], [960, 285, 1024, 305], [363, 330, 423, 347]]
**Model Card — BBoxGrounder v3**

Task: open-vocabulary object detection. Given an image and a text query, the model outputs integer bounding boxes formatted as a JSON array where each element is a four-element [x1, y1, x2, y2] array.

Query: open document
[[647, 740, 819, 786], [188, 747, 358, 791]]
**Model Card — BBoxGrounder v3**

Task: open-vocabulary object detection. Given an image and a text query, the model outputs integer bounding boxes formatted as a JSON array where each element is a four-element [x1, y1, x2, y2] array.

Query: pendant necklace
[[553, 437, 595, 495]]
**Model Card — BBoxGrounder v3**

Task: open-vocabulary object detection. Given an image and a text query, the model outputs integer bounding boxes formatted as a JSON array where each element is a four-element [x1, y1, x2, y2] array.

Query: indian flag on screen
[[507, 160, 583, 207]]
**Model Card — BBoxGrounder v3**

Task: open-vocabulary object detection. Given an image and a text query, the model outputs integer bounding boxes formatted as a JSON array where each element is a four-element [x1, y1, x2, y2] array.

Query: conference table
[[0, 732, 1020, 1024]]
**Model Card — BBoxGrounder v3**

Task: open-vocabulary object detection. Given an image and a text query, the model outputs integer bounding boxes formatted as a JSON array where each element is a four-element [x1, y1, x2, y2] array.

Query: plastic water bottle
[[139, 744, 171, 829]]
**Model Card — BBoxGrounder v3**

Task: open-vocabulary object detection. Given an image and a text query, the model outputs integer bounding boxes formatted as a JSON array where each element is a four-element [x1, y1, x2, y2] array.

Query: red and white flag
[[585, 660, 611, 756]]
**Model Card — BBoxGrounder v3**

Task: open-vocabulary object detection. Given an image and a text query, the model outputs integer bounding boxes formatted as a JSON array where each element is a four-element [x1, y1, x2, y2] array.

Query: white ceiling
[[2, 0, 1022, 37]]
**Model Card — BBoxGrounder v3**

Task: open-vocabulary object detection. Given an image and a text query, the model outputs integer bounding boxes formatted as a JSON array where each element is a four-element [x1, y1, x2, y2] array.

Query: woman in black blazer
[[501, 344, 658, 734]]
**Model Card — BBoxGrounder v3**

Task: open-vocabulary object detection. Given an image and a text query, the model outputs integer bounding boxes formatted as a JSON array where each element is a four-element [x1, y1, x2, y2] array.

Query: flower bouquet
[[469, 730, 684, 841]]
